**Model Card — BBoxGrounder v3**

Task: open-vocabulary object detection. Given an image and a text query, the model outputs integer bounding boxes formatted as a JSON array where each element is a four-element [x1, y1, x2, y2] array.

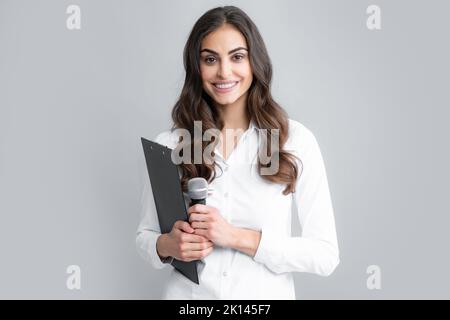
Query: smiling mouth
[[213, 81, 239, 89]]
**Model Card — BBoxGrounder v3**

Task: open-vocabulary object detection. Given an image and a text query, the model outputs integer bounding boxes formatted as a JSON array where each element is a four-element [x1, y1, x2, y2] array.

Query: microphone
[[187, 177, 209, 206]]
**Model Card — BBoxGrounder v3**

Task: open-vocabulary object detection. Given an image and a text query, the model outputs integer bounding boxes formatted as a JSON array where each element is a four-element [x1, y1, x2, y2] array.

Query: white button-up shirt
[[136, 118, 339, 299]]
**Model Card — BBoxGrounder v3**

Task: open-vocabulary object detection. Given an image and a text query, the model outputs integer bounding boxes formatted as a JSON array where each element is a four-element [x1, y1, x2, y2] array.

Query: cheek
[[239, 70, 253, 90], [200, 66, 215, 82], [237, 63, 253, 82]]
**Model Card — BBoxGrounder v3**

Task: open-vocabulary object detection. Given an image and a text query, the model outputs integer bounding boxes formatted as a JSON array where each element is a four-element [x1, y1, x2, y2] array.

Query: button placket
[[224, 165, 231, 220], [221, 163, 232, 299]]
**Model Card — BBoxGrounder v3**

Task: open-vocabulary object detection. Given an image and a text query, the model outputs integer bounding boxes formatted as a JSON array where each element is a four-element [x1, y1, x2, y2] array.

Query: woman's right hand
[[156, 220, 214, 262]]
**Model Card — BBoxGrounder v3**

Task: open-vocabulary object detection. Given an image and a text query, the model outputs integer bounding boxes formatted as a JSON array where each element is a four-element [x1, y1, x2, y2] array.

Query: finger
[[188, 204, 209, 215], [181, 245, 214, 262], [182, 233, 211, 243], [199, 246, 214, 258], [183, 241, 214, 251], [193, 228, 209, 238], [189, 213, 209, 223], [176, 221, 194, 233], [189, 246, 214, 260], [191, 221, 209, 229]]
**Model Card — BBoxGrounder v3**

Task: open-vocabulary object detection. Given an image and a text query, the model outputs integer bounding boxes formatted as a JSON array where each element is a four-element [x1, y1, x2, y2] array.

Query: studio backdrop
[[0, 0, 449, 299]]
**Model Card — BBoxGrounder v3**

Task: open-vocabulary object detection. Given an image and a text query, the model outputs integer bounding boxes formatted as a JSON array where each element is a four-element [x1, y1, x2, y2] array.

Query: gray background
[[1, 0, 449, 299]]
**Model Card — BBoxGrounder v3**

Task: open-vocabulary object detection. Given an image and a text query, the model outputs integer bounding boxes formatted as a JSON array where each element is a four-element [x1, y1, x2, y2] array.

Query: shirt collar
[[213, 119, 257, 163], [248, 119, 257, 132]]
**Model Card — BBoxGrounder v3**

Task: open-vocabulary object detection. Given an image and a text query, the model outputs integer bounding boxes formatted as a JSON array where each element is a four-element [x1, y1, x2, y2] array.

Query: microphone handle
[[190, 198, 206, 206]]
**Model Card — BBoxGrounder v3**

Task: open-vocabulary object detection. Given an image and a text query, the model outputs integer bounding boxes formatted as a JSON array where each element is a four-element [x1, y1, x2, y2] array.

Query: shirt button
[[224, 192, 229, 198], [223, 271, 228, 277], [224, 166, 229, 172]]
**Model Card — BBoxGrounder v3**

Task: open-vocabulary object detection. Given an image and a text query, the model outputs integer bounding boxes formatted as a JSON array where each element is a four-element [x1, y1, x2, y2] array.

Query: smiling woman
[[136, 5, 340, 300]]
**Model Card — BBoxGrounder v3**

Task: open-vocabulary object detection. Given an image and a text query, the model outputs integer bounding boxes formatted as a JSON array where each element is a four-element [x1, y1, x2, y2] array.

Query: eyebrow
[[200, 47, 248, 55]]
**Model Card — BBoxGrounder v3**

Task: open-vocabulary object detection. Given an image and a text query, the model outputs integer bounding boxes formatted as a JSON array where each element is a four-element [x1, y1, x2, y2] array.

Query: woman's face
[[200, 24, 253, 108]]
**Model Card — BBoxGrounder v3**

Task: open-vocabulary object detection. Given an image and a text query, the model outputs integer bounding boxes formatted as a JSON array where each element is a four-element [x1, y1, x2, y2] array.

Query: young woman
[[136, 6, 339, 299]]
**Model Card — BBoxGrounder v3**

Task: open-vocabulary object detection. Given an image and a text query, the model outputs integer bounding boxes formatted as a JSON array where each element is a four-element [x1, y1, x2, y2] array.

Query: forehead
[[200, 24, 247, 52]]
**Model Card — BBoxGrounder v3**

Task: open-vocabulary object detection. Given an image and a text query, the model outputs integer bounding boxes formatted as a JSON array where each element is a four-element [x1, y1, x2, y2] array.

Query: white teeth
[[214, 82, 238, 89]]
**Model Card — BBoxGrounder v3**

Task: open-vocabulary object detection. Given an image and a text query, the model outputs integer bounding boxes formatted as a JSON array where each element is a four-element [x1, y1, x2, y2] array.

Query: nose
[[217, 59, 232, 78]]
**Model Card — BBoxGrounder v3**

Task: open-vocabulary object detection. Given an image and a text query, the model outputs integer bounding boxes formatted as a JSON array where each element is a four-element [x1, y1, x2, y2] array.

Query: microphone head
[[187, 177, 208, 200]]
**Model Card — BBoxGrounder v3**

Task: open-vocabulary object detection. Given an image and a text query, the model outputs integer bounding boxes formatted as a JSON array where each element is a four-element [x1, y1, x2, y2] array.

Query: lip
[[212, 81, 239, 94]]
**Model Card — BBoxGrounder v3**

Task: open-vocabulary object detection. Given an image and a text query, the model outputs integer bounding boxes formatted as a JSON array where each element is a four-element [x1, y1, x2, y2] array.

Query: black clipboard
[[140, 137, 199, 285]]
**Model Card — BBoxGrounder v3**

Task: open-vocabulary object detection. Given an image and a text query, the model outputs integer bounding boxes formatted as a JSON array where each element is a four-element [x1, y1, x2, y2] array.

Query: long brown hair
[[171, 6, 300, 195]]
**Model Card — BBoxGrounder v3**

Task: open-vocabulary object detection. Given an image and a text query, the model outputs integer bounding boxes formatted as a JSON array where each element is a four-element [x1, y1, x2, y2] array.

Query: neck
[[216, 94, 250, 131]]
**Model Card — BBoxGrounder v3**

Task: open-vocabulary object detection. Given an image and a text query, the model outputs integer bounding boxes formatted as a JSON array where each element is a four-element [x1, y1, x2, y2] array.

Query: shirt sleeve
[[253, 126, 340, 276], [135, 133, 173, 270]]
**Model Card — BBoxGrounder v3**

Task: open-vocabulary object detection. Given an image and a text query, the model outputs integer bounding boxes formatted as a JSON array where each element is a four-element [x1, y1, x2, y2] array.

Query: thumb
[[179, 221, 194, 233]]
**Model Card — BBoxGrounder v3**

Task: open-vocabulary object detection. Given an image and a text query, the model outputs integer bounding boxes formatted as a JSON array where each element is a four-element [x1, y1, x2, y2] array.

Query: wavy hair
[[171, 6, 300, 195]]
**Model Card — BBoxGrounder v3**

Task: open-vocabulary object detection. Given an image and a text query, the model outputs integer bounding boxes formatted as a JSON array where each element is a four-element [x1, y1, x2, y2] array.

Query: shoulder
[[286, 118, 320, 154], [285, 119, 329, 179]]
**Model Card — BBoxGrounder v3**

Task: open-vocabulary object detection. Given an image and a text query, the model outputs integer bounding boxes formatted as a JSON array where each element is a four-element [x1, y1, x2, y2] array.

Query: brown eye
[[204, 57, 216, 64], [233, 54, 245, 61]]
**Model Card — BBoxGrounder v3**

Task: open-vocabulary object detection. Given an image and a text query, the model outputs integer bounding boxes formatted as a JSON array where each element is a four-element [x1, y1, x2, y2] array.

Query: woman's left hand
[[188, 204, 236, 248]]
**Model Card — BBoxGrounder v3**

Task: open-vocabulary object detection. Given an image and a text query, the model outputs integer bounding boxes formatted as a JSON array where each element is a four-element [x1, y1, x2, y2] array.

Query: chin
[[215, 97, 238, 106]]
